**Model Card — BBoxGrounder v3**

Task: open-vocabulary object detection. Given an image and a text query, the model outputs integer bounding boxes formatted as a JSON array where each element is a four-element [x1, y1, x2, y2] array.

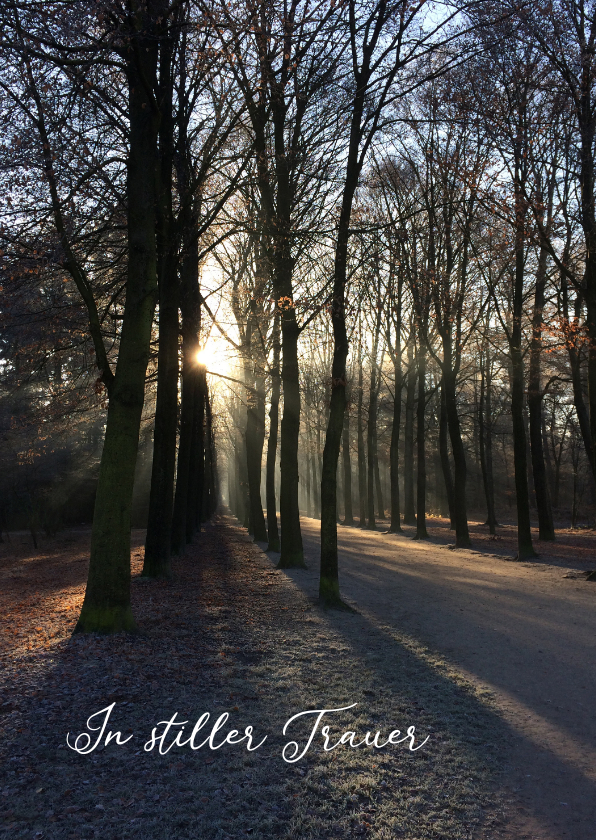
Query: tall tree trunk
[[248, 59, 306, 566], [227, 457, 235, 515], [342, 396, 354, 525], [478, 347, 497, 534], [367, 354, 378, 530], [443, 364, 471, 547], [434, 429, 447, 517], [277, 313, 305, 566], [171, 235, 200, 554], [236, 411, 250, 529], [414, 338, 429, 540], [389, 353, 403, 533], [269, 138, 304, 564], [403, 340, 417, 525], [76, 14, 160, 632], [551, 405, 565, 511], [311, 430, 320, 519], [246, 385, 267, 539], [143, 269, 179, 574], [319, 74, 365, 604], [510, 179, 537, 560], [576, 77, 596, 486], [266, 310, 281, 551], [244, 308, 268, 542], [188, 366, 205, 535], [337, 456, 343, 522], [542, 412, 555, 504], [203, 384, 216, 518], [511, 337, 535, 558], [357, 341, 367, 527], [528, 243, 555, 540], [367, 301, 383, 528], [374, 448, 385, 521], [318, 0, 409, 604], [439, 380, 455, 529], [319, 267, 349, 602], [316, 422, 323, 519], [305, 424, 313, 518], [562, 278, 596, 486], [143, 33, 178, 577], [388, 271, 404, 534]]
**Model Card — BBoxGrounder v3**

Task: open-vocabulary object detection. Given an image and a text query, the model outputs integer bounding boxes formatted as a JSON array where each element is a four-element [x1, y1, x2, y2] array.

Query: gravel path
[[293, 516, 596, 840]]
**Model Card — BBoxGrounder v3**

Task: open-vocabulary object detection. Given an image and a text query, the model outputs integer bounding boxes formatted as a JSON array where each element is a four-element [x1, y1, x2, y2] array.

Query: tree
[[1, 0, 185, 629], [319, 0, 470, 603], [209, 0, 343, 567]]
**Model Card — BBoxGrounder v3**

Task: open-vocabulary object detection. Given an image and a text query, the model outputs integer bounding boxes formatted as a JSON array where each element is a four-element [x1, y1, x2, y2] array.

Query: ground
[[299, 516, 596, 840], [0, 513, 594, 839]]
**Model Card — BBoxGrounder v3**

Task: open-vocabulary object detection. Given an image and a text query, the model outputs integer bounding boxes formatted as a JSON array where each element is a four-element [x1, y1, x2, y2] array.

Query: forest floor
[[0, 513, 594, 840]]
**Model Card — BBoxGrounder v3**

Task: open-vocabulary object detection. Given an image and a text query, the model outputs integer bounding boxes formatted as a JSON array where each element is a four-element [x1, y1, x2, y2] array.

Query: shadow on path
[[282, 516, 596, 840]]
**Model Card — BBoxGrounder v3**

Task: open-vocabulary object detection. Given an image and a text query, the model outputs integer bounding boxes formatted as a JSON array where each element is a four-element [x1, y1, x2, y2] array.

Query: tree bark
[[187, 365, 205, 535], [305, 424, 313, 518], [76, 10, 160, 632], [387, 272, 404, 532], [439, 381, 455, 529], [528, 243, 555, 540], [414, 338, 429, 540], [266, 310, 281, 550], [171, 234, 200, 554], [576, 68, 596, 485], [562, 278, 596, 487], [478, 346, 497, 534], [366, 346, 379, 530], [246, 385, 267, 539], [316, 421, 323, 519], [357, 339, 367, 527], [443, 365, 471, 547], [143, 31, 178, 577], [143, 267, 178, 574], [236, 407, 250, 529], [403, 340, 417, 525], [342, 395, 355, 525], [244, 307, 268, 542], [310, 427, 320, 519], [389, 352, 403, 533], [276, 312, 305, 566], [202, 382, 216, 519], [319, 82, 363, 602], [374, 446, 385, 521], [510, 177, 537, 559]]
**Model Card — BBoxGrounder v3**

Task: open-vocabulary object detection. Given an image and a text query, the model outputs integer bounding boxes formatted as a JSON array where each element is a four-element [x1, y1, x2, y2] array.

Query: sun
[[194, 336, 233, 376], [196, 347, 209, 367]]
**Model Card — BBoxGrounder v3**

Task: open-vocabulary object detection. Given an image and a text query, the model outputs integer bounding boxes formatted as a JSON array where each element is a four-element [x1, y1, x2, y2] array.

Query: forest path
[[290, 516, 596, 840]]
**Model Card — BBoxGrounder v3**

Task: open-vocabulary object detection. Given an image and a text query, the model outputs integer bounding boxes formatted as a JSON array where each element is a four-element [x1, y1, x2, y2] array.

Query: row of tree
[[1, 0, 595, 628], [225, 275, 593, 537]]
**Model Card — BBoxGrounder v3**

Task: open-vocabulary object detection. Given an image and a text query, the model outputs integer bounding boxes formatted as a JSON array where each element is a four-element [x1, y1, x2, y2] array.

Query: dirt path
[[292, 517, 596, 840]]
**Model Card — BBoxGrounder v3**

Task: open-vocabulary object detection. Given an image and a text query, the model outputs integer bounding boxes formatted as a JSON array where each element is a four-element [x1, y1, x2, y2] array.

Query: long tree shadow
[[1, 513, 593, 839], [287, 517, 596, 839], [309, 521, 596, 752]]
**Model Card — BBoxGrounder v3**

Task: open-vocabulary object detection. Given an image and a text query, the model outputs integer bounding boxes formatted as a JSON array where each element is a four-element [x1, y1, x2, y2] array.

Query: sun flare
[[194, 335, 234, 377], [196, 348, 210, 367]]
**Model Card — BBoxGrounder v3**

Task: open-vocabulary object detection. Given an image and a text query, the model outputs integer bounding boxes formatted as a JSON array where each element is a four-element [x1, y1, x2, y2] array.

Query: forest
[[3, 3, 596, 840], [1, 0, 595, 627]]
